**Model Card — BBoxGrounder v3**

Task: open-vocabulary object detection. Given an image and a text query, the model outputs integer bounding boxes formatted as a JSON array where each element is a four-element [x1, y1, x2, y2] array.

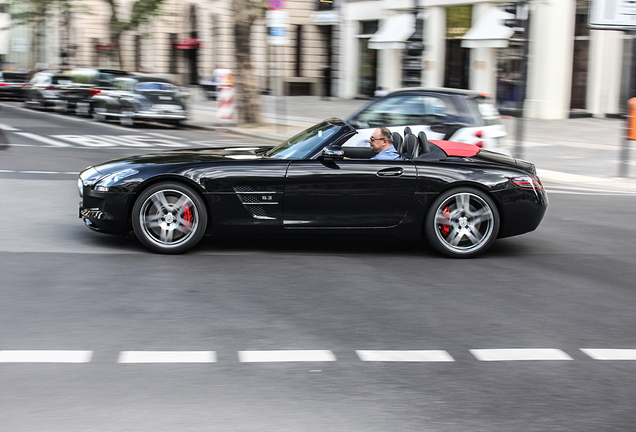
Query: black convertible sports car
[[78, 118, 547, 258]]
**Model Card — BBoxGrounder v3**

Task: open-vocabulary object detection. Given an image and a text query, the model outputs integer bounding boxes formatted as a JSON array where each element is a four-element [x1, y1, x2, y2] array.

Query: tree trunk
[[232, 0, 265, 126]]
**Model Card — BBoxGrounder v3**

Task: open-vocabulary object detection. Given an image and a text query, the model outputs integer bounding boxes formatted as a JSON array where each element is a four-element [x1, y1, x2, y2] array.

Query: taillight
[[511, 176, 543, 191], [44, 87, 56, 91], [474, 130, 484, 148], [87, 88, 101, 97], [0, 83, 10, 87]]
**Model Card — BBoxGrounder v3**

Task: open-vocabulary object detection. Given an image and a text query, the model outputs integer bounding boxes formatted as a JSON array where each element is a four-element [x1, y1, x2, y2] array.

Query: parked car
[[345, 88, 508, 154], [55, 68, 132, 116], [0, 71, 30, 100], [23, 71, 74, 109], [78, 118, 547, 258], [91, 76, 187, 126]]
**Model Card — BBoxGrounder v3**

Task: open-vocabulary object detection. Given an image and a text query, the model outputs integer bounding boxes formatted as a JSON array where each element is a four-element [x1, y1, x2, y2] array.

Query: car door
[[283, 158, 416, 228], [345, 93, 460, 148]]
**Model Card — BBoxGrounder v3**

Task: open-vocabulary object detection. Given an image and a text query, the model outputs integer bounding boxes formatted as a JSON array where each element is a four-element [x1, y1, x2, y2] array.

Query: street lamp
[[402, 0, 424, 88]]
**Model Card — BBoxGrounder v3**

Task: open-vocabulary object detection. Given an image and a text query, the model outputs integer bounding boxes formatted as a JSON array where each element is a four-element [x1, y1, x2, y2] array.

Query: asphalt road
[[1, 102, 636, 432]]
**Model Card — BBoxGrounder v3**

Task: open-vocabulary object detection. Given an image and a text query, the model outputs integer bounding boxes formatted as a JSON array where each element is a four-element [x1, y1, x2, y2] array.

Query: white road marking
[[146, 132, 185, 139], [581, 349, 636, 360], [13, 132, 71, 147], [118, 351, 216, 363], [356, 350, 455, 362], [470, 348, 573, 361], [238, 350, 336, 362], [0, 350, 93, 363], [0, 123, 19, 131]]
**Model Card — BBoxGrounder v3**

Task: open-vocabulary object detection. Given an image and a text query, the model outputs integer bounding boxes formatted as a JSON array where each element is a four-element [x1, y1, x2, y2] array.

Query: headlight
[[94, 168, 139, 192]]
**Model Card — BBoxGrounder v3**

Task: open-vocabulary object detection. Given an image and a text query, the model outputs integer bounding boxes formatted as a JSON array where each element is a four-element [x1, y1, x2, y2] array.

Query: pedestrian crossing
[[0, 123, 253, 150], [1, 348, 636, 364]]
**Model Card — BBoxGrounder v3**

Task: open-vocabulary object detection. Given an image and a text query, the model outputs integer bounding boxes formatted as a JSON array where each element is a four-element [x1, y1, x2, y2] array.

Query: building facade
[[339, 0, 626, 120], [0, 0, 630, 120]]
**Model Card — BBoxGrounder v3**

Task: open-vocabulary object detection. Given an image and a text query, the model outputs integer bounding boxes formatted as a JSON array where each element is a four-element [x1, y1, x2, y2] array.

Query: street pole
[[513, 0, 528, 160], [619, 30, 634, 178]]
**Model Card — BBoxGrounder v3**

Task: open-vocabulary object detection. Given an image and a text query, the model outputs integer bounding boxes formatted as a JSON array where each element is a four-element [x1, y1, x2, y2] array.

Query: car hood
[[91, 146, 272, 175]]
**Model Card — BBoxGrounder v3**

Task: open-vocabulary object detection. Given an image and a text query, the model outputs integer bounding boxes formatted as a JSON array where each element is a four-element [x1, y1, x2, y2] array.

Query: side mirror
[[321, 145, 345, 159]]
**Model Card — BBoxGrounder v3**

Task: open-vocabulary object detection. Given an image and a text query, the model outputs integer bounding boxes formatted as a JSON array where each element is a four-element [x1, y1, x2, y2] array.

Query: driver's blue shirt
[[372, 145, 402, 160]]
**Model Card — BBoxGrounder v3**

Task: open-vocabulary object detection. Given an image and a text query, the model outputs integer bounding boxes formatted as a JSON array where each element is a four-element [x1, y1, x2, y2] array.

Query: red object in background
[[628, 98, 636, 141], [173, 39, 201, 50]]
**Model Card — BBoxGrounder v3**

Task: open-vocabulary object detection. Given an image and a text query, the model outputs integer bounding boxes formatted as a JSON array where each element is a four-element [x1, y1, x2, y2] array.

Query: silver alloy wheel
[[119, 108, 134, 126], [138, 188, 200, 250], [93, 106, 106, 121], [429, 190, 497, 257]]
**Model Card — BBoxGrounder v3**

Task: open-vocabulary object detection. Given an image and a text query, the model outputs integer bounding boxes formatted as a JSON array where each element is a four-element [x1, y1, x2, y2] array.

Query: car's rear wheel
[[119, 107, 134, 126], [425, 187, 499, 258], [132, 182, 208, 254], [93, 103, 107, 121]]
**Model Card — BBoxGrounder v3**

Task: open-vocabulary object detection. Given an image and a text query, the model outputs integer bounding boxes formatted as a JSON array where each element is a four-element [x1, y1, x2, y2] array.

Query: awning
[[369, 14, 415, 50], [173, 38, 202, 50], [461, 8, 515, 48]]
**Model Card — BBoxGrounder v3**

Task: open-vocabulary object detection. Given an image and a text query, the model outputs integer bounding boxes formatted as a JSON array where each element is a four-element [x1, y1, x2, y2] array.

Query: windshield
[[266, 121, 339, 159]]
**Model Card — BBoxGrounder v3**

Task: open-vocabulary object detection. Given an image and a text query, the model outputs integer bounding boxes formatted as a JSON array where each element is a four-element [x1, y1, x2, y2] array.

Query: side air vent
[[234, 187, 279, 220]]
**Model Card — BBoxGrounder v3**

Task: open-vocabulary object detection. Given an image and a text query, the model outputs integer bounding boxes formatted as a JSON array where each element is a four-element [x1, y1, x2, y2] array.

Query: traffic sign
[[267, 0, 286, 10], [589, 0, 636, 29]]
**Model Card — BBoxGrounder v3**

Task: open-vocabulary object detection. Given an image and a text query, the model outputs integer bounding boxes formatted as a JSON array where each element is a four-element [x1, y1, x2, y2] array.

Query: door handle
[[376, 167, 404, 177]]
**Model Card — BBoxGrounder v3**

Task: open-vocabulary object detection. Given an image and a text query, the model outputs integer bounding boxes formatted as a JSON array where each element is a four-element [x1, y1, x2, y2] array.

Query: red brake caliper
[[441, 207, 450, 236], [182, 205, 193, 233]]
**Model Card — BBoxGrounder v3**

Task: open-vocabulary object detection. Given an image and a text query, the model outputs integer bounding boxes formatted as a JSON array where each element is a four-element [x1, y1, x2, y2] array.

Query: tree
[[102, 0, 166, 70], [9, 0, 75, 69], [232, 0, 266, 126]]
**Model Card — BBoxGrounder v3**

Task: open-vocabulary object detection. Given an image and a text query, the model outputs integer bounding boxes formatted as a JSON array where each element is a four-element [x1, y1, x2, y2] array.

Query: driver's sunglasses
[[369, 137, 385, 142]]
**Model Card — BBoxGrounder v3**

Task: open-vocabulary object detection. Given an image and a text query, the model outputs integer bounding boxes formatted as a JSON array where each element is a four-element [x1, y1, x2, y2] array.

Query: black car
[[0, 71, 30, 100], [55, 68, 132, 115], [91, 76, 187, 126], [78, 118, 547, 258], [23, 71, 74, 109]]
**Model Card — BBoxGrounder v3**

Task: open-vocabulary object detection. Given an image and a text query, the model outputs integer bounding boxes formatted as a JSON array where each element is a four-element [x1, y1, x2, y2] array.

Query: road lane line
[[14, 132, 71, 147], [238, 350, 336, 362], [581, 349, 636, 360], [356, 350, 455, 362], [118, 351, 216, 363], [0, 123, 19, 131], [0, 350, 93, 363], [147, 132, 185, 139], [470, 349, 573, 361]]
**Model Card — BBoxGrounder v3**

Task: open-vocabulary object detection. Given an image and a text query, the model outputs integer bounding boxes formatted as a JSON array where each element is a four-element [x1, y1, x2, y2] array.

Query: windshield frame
[[266, 119, 355, 160]]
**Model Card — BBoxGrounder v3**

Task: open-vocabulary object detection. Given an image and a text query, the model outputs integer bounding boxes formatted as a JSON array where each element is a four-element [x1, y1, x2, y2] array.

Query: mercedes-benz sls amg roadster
[[78, 118, 547, 258]]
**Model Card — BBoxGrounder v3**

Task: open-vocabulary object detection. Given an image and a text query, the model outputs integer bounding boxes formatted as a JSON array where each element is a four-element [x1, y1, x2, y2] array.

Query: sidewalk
[[183, 88, 636, 193]]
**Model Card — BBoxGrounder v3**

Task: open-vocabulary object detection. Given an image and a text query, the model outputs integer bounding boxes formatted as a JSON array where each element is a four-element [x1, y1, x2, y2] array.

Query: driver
[[369, 127, 402, 160]]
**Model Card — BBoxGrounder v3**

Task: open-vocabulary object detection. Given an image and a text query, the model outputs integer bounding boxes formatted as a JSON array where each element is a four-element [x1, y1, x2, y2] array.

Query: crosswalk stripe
[[14, 132, 71, 147], [0, 123, 19, 131], [356, 350, 455, 362], [238, 350, 336, 362], [0, 350, 93, 363], [118, 351, 216, 363], [581, 349, 636, 360], [470, 349, 573, 361]]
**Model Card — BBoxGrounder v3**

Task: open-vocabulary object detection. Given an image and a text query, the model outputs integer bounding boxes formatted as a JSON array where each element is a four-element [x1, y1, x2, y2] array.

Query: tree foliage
[[102, 0, 166, 69], [232, 0, 266, 126], [9, 0, 76, 68]]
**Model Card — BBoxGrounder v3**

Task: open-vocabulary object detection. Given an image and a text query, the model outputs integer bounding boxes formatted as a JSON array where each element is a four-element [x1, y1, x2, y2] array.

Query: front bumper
[[78, 188, 135, 235]]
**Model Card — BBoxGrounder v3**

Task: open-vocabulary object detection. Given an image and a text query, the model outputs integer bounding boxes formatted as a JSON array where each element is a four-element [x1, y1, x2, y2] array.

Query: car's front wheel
[[425, 187, 499, 258], [132, 182, 208, 254]]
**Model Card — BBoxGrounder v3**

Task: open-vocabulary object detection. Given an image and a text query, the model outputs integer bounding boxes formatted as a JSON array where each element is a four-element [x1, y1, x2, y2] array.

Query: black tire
[[131, 182, 208, 254], [425, 187, 500, 258]]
